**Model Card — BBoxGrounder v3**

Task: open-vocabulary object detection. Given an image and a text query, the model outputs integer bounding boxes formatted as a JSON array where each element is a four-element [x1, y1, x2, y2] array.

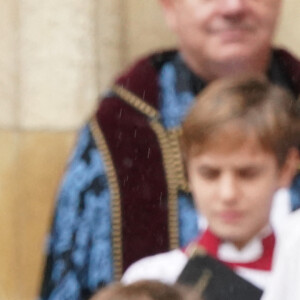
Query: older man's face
[[162, 0, 281, 77]]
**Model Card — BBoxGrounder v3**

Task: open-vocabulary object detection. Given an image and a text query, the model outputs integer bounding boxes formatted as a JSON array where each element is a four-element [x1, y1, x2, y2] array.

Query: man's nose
[[219, 174, 239, 203], [219, 0, 248, 15]]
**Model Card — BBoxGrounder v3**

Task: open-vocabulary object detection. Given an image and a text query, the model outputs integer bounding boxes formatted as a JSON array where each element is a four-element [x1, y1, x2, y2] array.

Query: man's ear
[[158, 0, 178, 31], [279, 148, 300, 188]]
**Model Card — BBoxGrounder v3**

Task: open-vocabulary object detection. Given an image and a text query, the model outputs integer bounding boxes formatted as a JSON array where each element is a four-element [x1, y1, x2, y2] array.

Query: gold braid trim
[[113, 84, 188, 192], [112, 84, 191, 249], [184, 242, 211, 297], [168, 128, 189, 193], [112, 85, 159, 119], [194, 269, 213, 297], [150, 120, 179, 249], [89, 116, 123, 280], [113, 84, 189, 192], [185, 242, 207, 258], [95, 85, 188, 253]]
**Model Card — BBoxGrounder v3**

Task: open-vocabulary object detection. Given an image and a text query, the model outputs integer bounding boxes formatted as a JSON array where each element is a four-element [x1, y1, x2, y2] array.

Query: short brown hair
[[90, 280, 200, 300], [181, 76, 300, 166]]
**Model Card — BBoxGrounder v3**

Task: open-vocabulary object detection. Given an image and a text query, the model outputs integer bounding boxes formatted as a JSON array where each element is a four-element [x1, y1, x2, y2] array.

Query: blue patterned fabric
[[177, 192, 199, 247], [290, 173, 300, 211], [159, 62, 195, 129], [40, 53, 202, 300], [40, 126, 113, 300], [159, 56, 201, 245]]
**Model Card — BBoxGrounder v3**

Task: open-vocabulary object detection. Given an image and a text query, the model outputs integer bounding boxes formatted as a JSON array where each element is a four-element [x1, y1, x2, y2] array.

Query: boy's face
[[187, 134, 290, 249]]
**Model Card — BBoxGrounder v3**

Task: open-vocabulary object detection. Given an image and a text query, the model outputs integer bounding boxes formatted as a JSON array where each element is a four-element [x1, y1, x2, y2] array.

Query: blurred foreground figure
[[89, 280, 200, 300], [122, 77, 300, 300], [40, 0, 300, 299], [262, 209, 300, 300]]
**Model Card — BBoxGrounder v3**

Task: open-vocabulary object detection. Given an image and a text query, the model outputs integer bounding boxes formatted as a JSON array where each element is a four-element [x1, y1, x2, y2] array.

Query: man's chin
[[211, 49, 260, 75], [215, 47, 254, 64]]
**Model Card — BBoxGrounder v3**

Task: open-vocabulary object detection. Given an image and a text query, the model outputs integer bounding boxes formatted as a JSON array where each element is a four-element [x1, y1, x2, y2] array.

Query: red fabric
[[96, 58, 169, 273], [276, 48, 300, 95], [194, 229, 275, 271], [115, 54, 161, 109]]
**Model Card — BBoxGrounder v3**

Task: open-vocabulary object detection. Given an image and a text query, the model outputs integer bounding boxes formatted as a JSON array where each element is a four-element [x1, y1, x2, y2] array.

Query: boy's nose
[[219, 174, 239, 203]]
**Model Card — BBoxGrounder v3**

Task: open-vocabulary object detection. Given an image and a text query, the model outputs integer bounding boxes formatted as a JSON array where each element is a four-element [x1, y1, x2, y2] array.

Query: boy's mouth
[[218, 210, 243, 223]]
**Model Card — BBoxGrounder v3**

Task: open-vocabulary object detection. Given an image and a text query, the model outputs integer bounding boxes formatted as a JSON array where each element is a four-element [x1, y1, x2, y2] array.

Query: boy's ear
[[158, 0, 178, 31], [279, 148, 300, 188]]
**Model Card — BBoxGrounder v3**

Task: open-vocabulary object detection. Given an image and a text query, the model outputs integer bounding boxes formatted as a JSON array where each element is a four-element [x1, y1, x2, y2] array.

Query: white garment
[[270, 188, 292, 235], [262, 210, 300, 300], [122, 239, 271, 290], [123, 188, 291, 291], [122, 249, 187, 285]]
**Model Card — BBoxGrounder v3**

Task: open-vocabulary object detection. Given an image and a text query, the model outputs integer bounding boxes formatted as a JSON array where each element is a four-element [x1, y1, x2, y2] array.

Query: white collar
[[218, 225, 272, 263]]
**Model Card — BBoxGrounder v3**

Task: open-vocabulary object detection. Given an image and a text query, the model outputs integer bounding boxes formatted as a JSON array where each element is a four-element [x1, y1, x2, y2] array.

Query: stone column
[[18, 0, 99, 131], [0, 0, 18, 128], [125, 0, 176, 64], [275, 0, 300, 55], [97, 0, 126, 92]]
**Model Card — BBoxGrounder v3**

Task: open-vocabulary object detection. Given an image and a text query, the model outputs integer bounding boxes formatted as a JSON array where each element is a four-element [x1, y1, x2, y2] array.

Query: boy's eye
[[197, 167, 220, 179], [238, 168, 261, 179]]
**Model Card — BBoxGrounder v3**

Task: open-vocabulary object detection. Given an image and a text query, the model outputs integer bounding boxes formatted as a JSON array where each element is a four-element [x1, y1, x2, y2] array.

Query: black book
[[177, 248, 263, 300]]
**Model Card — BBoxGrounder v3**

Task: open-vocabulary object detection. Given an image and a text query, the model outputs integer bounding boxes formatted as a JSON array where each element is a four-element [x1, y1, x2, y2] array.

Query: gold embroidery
[[185, 243, 211, 296], [185, 242, 207, 258], [150, 120, 180, 249], [168, 128, 189, 192], [194, 269, 213, 297], [112, 84, 191, 249], [89, 117, 123, 280], [93, 85, 190, 256], [112, 85, 159, 120], [113, 84, 189, 192]]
